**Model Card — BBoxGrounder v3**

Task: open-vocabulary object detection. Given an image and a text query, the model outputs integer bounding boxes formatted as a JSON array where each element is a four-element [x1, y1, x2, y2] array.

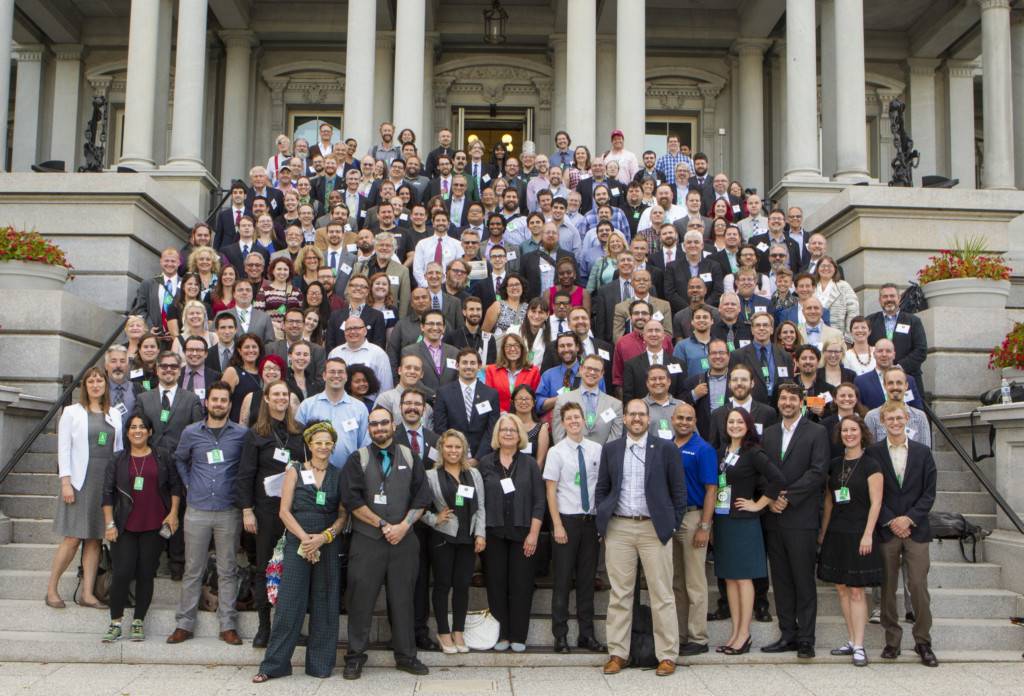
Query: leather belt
[[613, 514, 651, 521]]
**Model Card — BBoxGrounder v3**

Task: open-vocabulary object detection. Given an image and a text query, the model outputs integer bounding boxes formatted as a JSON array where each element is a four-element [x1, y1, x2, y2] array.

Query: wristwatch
[[106, 522, 116, 530], [697, 522, 712, 531], [378, 519, 388, 529]]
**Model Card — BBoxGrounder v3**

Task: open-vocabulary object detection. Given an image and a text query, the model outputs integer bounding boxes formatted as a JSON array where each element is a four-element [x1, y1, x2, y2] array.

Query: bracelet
[[105, 522, 116, 530], [322, 528, 334, 544]]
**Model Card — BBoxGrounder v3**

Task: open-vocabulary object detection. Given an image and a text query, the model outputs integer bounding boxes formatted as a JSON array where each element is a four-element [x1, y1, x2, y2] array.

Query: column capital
[[13, 44, 45, 62], [732, 38, 772, 57], [53, 44, 85, 62], [977, 0, 1011, 11], [549, 33, 566, 51], [219, 29, 258, 49], [943, 59, 979, 78], [906, 57, 941, 75]]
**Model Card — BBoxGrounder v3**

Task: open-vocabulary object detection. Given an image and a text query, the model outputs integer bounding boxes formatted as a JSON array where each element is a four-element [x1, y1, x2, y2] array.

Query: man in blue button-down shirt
[[296, 357, 371, 469], [170, 381, 249, 645]]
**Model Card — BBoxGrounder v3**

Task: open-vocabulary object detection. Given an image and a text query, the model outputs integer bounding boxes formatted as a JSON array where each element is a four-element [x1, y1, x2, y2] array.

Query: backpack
[[928, 511, 989, 563], [899, 281, 927, 314], [357, 444, 414, 473], [627, 568, 658, 668]]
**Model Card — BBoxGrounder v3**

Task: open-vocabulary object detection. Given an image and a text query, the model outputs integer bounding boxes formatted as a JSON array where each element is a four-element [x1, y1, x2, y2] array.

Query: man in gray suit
[[400, 310, 459, 395], [387, 287, 431, 372], [353, 232, 412, 318], [229, 279, 276, 345], [552, 354, 623, 446], [129, 247, 182, 329], [266, 307, 327, 376]]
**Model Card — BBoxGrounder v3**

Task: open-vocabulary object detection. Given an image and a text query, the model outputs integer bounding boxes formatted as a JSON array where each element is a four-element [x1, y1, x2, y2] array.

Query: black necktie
[[186, 370, 195, 391], [161, 390, 171, 412]]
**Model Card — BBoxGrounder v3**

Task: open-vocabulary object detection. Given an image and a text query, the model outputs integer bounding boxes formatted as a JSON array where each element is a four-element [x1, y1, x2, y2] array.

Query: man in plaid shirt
[[656, 135, 694, 186]]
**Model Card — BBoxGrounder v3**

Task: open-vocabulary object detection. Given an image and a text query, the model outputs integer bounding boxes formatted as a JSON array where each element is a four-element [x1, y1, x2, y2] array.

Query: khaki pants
[[672, 509, 708, 645], [604, 517, 679, 662], [880, 536, 932, 647]]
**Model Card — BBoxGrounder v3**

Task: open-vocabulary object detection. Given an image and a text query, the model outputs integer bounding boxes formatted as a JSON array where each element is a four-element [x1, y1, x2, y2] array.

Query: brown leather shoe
[[166, 628, 193, 644], [602, 655, 627, 674], [655, 659, 677, 676], [220, 629, 243, 645]]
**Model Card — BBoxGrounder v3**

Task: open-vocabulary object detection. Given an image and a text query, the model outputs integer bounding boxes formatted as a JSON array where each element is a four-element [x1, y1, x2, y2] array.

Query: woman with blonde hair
[[292, 245, 324, 295], [586, 230, 628, 292], [173, 300, 217, 358], [186, 245, 221, 301], [478, 413, 545, 652], [123, 315, 147, 360], [484, 332, 541, 413], [422, 429, 487, 654]]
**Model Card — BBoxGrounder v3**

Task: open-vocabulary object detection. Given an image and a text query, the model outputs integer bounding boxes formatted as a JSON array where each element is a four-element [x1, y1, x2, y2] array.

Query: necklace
[[852, 346, 872, 367], [308, 461, 328, 472]]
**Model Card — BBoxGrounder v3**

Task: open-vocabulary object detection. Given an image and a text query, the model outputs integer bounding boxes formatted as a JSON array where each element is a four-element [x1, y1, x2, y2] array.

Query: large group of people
[[45, 122, 940, 682]]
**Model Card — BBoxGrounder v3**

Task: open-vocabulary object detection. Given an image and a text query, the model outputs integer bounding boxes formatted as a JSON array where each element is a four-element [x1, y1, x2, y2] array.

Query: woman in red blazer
[[484, 333, 541, 413]]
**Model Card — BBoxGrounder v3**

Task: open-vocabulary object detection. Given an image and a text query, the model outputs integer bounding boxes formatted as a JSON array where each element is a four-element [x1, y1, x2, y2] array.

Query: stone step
[[0, 493, 56, 520], [12, 518, 60, 544], [0, 472, 58, 496], [29, 433, 58, 455], [15, 452, 57, 474], [933, 450, 967, 471], [4, 602, 1022, 651], [964, 513, 997, 531], [1, 631, 1021, 668], [934, 491, 996, 515], [937, 470, 982, 492]]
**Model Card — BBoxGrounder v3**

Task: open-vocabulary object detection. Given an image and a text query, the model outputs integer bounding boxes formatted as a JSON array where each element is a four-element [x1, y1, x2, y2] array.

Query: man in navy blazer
[[866, 283, 928, 391], [854, 338, 923, 410], [595, 399, 687, 676], [432, 348, 499, 463]]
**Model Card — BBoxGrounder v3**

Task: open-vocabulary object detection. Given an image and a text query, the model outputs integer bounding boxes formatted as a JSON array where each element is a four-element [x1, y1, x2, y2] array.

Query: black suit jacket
[[701, 192, 742, 218], [728, 342, 795, 406], [520, 248, 576, 302], [432, 380, 499, 460], [687, 175, 715, 208], [324, 305, 386, 354], [245, 187, 285, 218], [177, 367, 221, 393], [749, 232, 801, 274], [665, 256, 724, 313], [866, 311, 928, 379], [682, 371, 725, 441], [593, 278, 625, 344], [213, 208, 248, 250], [622, 353, 688, 405], [595, 436, 687, 543], [309, 174, 343, 209], [867, 438, 937, 543], [576, 177, 621, 214], [220, 241, 270, 275], [707, 400, 778, 450], [132, 388, 203, 453], [424, 146, 456, 179], [394, 423, 440, 468], [760, 417, 830, 530]]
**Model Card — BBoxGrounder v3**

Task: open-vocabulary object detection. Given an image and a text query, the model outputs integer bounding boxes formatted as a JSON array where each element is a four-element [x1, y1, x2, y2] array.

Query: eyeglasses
[[344, 325, 366, 332], [769, 253, 787, 259], [449, 268, 467, 275], [368, 419, 392, 427], [158, 364, 180, 370]]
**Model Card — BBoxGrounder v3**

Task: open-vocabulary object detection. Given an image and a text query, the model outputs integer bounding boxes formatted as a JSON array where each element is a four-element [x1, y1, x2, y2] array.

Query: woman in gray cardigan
[[422, 430, 486, 654]]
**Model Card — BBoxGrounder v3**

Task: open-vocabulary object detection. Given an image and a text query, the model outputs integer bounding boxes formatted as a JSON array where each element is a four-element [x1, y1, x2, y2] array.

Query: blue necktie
[[577, 445, 590, 513]]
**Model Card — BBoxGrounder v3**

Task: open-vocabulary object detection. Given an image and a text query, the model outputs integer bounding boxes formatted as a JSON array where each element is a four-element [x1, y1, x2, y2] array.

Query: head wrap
[[303, 420, 338, 445]]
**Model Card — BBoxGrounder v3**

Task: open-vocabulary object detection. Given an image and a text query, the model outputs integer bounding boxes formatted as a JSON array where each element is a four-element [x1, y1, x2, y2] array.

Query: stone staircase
[[0, 432, 1021, 667]]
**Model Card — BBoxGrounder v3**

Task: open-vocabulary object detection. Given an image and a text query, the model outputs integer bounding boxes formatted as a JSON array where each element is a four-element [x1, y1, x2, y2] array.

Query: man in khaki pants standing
[[670, 403, 718, 656]]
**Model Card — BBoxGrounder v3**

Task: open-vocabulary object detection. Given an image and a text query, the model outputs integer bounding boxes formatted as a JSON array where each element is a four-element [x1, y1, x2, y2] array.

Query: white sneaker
[[869, 608, 881, 624]]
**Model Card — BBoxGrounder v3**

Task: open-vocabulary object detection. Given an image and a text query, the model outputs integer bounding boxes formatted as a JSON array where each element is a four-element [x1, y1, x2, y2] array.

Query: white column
[[735, 39, 770, 196], [979, 0, 1016, 189], [166, 0, 209, 169], [906, 58, 939, 179], [819, 1, 837, 178], [50, 45, 84, 168], [11, 45, 44, 171], [1013, 11, 1024, 188], [615, 0, 645, 147], [152, 0, 173, 166], [832, 0, 869, 181], [551, 35, 567, 140], [944, 60, 977, 188], [0, 0, 15, 171], [783, 0, 821, 179], [343, 0, 377, 150], [120, 0, 162, 169], [422, 34, 437, 142], [595, 36, 615, 150], [219, 30, 257, 184], [393, 0, 425, 139], [566, 0, 596, 151], [373, 34, 394, 137]]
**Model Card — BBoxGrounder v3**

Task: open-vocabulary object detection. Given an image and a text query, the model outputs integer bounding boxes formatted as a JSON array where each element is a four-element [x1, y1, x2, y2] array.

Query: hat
[[610, 129, 624, 140]]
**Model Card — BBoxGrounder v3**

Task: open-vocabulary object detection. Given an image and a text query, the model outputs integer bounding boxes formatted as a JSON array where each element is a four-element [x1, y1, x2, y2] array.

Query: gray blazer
[[551, 388, 623, 446], [132, 387, 203, 453], [421, 466, 486, 539], [129, 276, 167, 328], [230, 306, 277, 345], [401, 341, 459, 393]]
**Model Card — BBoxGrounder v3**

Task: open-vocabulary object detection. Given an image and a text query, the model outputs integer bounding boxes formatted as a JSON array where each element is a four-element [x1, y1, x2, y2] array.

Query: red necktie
[[409, 429, 420, 455], [434, 239, 443, 264], [234, 210, 241, 227]]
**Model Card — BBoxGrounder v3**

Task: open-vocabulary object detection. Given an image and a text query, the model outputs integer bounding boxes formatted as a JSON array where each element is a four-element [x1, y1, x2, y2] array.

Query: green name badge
[[700, 358, 709, 371], [455, 495, 465, 507], [834, 486, 851, 504], [316, 490, 327, 506], [142, 380, 152, 391], [207, 448, 224, 464], [727, 341, 735, 352], [160, 409, 170, 423], [761, 366, 769, 379], [574, 471, 581, 486], [97, 431, 109, 446], [133, 476, 144, 491], [585, 412, 596, 428]]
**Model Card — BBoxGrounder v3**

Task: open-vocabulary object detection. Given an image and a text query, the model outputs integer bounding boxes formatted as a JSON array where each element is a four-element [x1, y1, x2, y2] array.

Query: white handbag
[[460, 609, 501, 651]]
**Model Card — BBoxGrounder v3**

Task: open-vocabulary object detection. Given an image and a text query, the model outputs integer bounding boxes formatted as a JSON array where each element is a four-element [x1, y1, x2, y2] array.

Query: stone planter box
[[0, 260, 69, 291], [920, 277, 1010, 309]]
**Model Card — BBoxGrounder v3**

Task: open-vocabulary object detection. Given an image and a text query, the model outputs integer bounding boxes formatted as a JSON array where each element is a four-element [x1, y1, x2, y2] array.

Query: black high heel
[[722, 637, 752, 655]]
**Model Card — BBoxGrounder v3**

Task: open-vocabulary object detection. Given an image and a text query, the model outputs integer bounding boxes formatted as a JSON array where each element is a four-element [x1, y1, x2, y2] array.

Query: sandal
[[45, 596, 66, 609], [252, 673, 273, 684]]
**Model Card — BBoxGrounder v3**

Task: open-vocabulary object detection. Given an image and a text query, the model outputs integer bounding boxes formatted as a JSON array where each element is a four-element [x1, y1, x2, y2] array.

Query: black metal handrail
[[923, 401, 1024, 535], [0, 322, 126, 485]]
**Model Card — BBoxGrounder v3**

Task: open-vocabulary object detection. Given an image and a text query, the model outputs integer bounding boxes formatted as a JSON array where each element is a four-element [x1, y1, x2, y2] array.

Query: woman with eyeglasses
[[509, 385, 550, 466], [819, 338, 857, 389], [482, 272, 528, 336], [485, 333, 541, 413]]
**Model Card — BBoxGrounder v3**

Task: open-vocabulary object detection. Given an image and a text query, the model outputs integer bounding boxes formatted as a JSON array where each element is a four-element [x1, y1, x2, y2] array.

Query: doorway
[[456, 106, 533, 162]]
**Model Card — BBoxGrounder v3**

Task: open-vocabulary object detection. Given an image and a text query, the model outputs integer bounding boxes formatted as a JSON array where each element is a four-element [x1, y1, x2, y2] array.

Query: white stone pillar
[[343, 0, 377, 150], [615, 0, 645, 147], [422, 34, 437, 148], [11, 45, 44, 171], [595, 36, 615, 151], [1013, 11, 1024, 188], [783, 0, 821, 179], [945, 60, 977, 188], [0, 0, 15, 171], [219, 30, 257, 184], [50, 45, 84, 168], [819, 1, 837, 178], [373, 34, 394, 138], [152, 0, 173, 166], [832, 0, 869, 181], [735, 39, 770, 197], [120, 0, 162, 169], [906, 58, 939, 179], [551, 35, 567, 141], [979, 0, 1016, 189], [166, 0, 209, 169], [566, 0, 596, 151], [393, 0, 425, 140]]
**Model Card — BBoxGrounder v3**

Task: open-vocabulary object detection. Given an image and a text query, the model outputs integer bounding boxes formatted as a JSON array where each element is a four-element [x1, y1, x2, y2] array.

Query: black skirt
[[817, 528, 883, 587]]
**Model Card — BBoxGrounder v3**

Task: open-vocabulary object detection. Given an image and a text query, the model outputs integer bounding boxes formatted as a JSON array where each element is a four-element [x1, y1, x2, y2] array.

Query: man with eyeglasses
[[622, 321, 688, 405], [541, 307, 615, 385], [327, 315, 394, 394], [400, 310, 460, 395], [267, 307, 326, 377], [552, 354, 622, 446], [179, 336, 221, 409], [729, 311, 794, 406], [413, 210, 462, 286], [750, 209, 801, 275], [295, 358, 371, 469], [596, 399, 687, 677], [443, 259, 472, 302], [325, 275, 386, 352]]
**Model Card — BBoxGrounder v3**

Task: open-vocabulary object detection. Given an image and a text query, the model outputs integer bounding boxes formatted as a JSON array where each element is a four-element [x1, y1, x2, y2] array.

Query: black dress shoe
[[396, 658, 429, 676], [577, 635, 605, 652], [880, 645, 901, 660], [170, 568, 183, 582], [797, 643, 815, 659], [760, 639, 798, 653], [679, 641, 710, 656], [553, 637, 571, 653], [707, 607, 731, 621], [905, 611, 916, 623], [914, 642, 938, 667], [416, 636, 439, 651], [252, 624, 270, 648], [342, 657, 365, 680], [754, 606, 773, 623]]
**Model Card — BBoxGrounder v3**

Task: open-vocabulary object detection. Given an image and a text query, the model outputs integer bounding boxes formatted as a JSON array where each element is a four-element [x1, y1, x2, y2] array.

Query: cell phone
[[159, 523, 173, 539]]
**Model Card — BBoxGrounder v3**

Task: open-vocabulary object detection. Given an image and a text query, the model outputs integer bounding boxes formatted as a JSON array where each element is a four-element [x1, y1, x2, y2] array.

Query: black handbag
[[627, 564, 658, 668], [928, 511, 989, 563]]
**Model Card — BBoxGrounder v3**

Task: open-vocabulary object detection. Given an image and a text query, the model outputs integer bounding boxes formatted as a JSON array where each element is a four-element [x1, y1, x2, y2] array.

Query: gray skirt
[[53, 456, 109, 540]]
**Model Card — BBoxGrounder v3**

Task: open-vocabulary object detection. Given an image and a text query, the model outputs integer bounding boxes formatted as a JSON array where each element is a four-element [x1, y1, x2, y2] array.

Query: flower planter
[[0, 259, 70, 291], [920, 277, 1010, 309]]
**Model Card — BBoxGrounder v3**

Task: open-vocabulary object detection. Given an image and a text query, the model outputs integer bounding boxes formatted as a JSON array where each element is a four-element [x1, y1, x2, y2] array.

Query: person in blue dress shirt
[[295, 357, 370, 469]]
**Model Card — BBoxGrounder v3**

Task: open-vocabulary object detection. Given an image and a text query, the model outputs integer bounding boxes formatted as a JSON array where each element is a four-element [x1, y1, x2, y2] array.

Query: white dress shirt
[[543, 436, 602, 515], [328, 341, 394, 392]]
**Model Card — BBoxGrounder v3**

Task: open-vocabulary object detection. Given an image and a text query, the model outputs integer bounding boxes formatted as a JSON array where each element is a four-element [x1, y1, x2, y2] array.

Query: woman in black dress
[[713, 407, 785, 655], [817, 414, 883, 667], [221, 333, 265, 422]]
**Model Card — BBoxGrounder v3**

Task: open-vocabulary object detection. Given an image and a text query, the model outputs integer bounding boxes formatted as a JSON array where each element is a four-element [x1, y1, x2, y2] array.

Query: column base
[[116, 157, 157, 171], [767, 178, 848, 218], [151, 166, 220, 220], [831, 171, 873, 184]]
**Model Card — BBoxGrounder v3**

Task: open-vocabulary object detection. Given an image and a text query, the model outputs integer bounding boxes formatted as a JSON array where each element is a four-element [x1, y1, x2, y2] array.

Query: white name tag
[[342, 418, 358, 432], [130, 369, 143, 379], [359, 211, 367, 218], [657, 429, 672, 440], [273, 448, 290, 463], [457, 484, 475, 499], [194, 388, 206, 400], [399, 213, 408, 221], [500, 478, 516, 494], [601, 407, 616, 423], [446, 358, 458, 369], [753, 306, 766, 313], [301, 470, 316, 485], [598, 349, 610, 360], [389, 275, 400, 285], [374, 494, 388, 505], [725, 452, 739, 466], [738, 340, 751, 348], [895, 323, 911, 334], [732, 204, 741, 214], [507, 251, 517, 261], [699, 272, 712, 282], [822, 392, 833, 404], [340, 263, 352, 274], [777, 367, 789, 377], [756, 242, 769, 252], [610, 188, 621, 196], [383, 309, 395, 320], [667, 363, 682, 374], [904, 390, 914, 403], [755, 423, 763, 435], [427, 446, 438, 461], [482, 174, 492, 183], [652, 311, 664, 322], [347, 244, 357, 253], [539, 261, 553, 272], [476, 401, 492, 415]]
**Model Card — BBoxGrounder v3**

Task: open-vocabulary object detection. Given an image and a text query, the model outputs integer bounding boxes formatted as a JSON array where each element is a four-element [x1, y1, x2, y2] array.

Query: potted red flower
[[0, 226, 73, 290], [989, 322, 1024, 380], [917, 235, 1011, 309]]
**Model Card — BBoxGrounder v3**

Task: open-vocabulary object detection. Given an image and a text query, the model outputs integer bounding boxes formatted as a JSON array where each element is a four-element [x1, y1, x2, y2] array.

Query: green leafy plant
[[0, 226, 73, 275], [989, 322, 1024, 370], [917, 235, 1011, 284]]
